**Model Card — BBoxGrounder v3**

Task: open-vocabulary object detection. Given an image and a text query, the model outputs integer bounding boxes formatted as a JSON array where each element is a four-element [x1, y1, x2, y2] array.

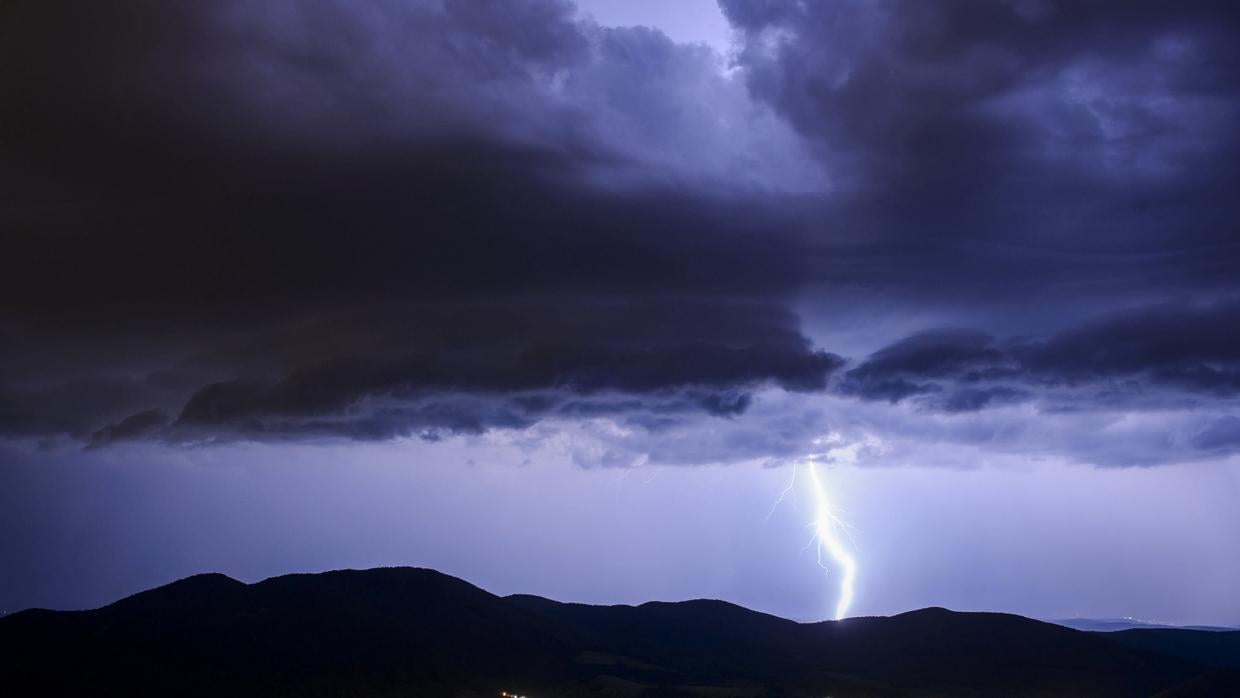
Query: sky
[[1, 0, 1238, 626]]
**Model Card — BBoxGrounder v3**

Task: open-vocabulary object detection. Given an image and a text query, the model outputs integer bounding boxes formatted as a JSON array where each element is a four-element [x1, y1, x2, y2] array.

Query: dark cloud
[[0, 377, 172, 441], [725, 0, 1240, 306], [841, 302, 1240, 412], [839, 329, 1017, 404], [2, 0, 1239, 464], [0, 0, 831, 443], [932, 386, 1029, 413], [0, 296, 842, 443], [0, 0, 816, 324], [89, 410, 169, 448], [721, 0, 1240, 188], [1190, 415, 1240, 453], [162, 301, 842, 441], [1021, 302, 1240, 395]]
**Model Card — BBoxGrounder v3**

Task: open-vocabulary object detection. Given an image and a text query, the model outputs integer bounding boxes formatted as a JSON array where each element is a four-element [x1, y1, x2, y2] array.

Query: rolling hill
[[2, 567, 1237, 697]]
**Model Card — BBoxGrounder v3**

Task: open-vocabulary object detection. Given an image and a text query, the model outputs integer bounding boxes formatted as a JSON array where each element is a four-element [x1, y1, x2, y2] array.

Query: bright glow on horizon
[[807, 461, 857, 620]]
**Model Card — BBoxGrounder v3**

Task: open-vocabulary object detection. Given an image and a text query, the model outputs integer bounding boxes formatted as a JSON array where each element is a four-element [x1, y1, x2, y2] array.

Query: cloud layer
[[2, 0, 1239, 467], [842, 302, 1240, 411]]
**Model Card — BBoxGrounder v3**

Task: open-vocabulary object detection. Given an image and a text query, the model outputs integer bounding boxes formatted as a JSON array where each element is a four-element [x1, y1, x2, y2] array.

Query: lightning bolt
[[763, 463, 798, 523], [806, 461, 857, 621], [765, 458, 859, 620]]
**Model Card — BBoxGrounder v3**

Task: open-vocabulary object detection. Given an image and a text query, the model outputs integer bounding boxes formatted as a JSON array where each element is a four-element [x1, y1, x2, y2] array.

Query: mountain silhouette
[[1054, 618, 1238, 633], [2, 567, 1237, 697]]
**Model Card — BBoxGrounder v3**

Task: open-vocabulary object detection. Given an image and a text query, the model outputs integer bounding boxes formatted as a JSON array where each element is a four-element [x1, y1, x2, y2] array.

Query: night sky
[[2, 0, 1238, 625]]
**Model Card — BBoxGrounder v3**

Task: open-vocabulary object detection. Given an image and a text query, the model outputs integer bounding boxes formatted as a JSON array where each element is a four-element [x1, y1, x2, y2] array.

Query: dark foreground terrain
[[2, 567, 1237, 697]]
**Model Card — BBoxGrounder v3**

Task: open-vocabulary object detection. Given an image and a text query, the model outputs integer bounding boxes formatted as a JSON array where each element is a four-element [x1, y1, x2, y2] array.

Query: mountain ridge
[[1054, 618, 1239, 633], [3, 566, 1238, 697]]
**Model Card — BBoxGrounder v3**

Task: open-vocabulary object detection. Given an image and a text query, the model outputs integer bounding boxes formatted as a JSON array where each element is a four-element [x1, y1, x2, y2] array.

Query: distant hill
[[1054, 618, 1238, 633], [2, 567, 1238, 697]]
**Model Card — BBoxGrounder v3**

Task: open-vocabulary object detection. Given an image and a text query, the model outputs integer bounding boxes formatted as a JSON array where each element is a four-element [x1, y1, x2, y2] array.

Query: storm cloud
[[841, 302, 1240, 410], [2, 0, 1239, 467], [725, 0, 1240, 309], [0, 1, 834, 442]]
